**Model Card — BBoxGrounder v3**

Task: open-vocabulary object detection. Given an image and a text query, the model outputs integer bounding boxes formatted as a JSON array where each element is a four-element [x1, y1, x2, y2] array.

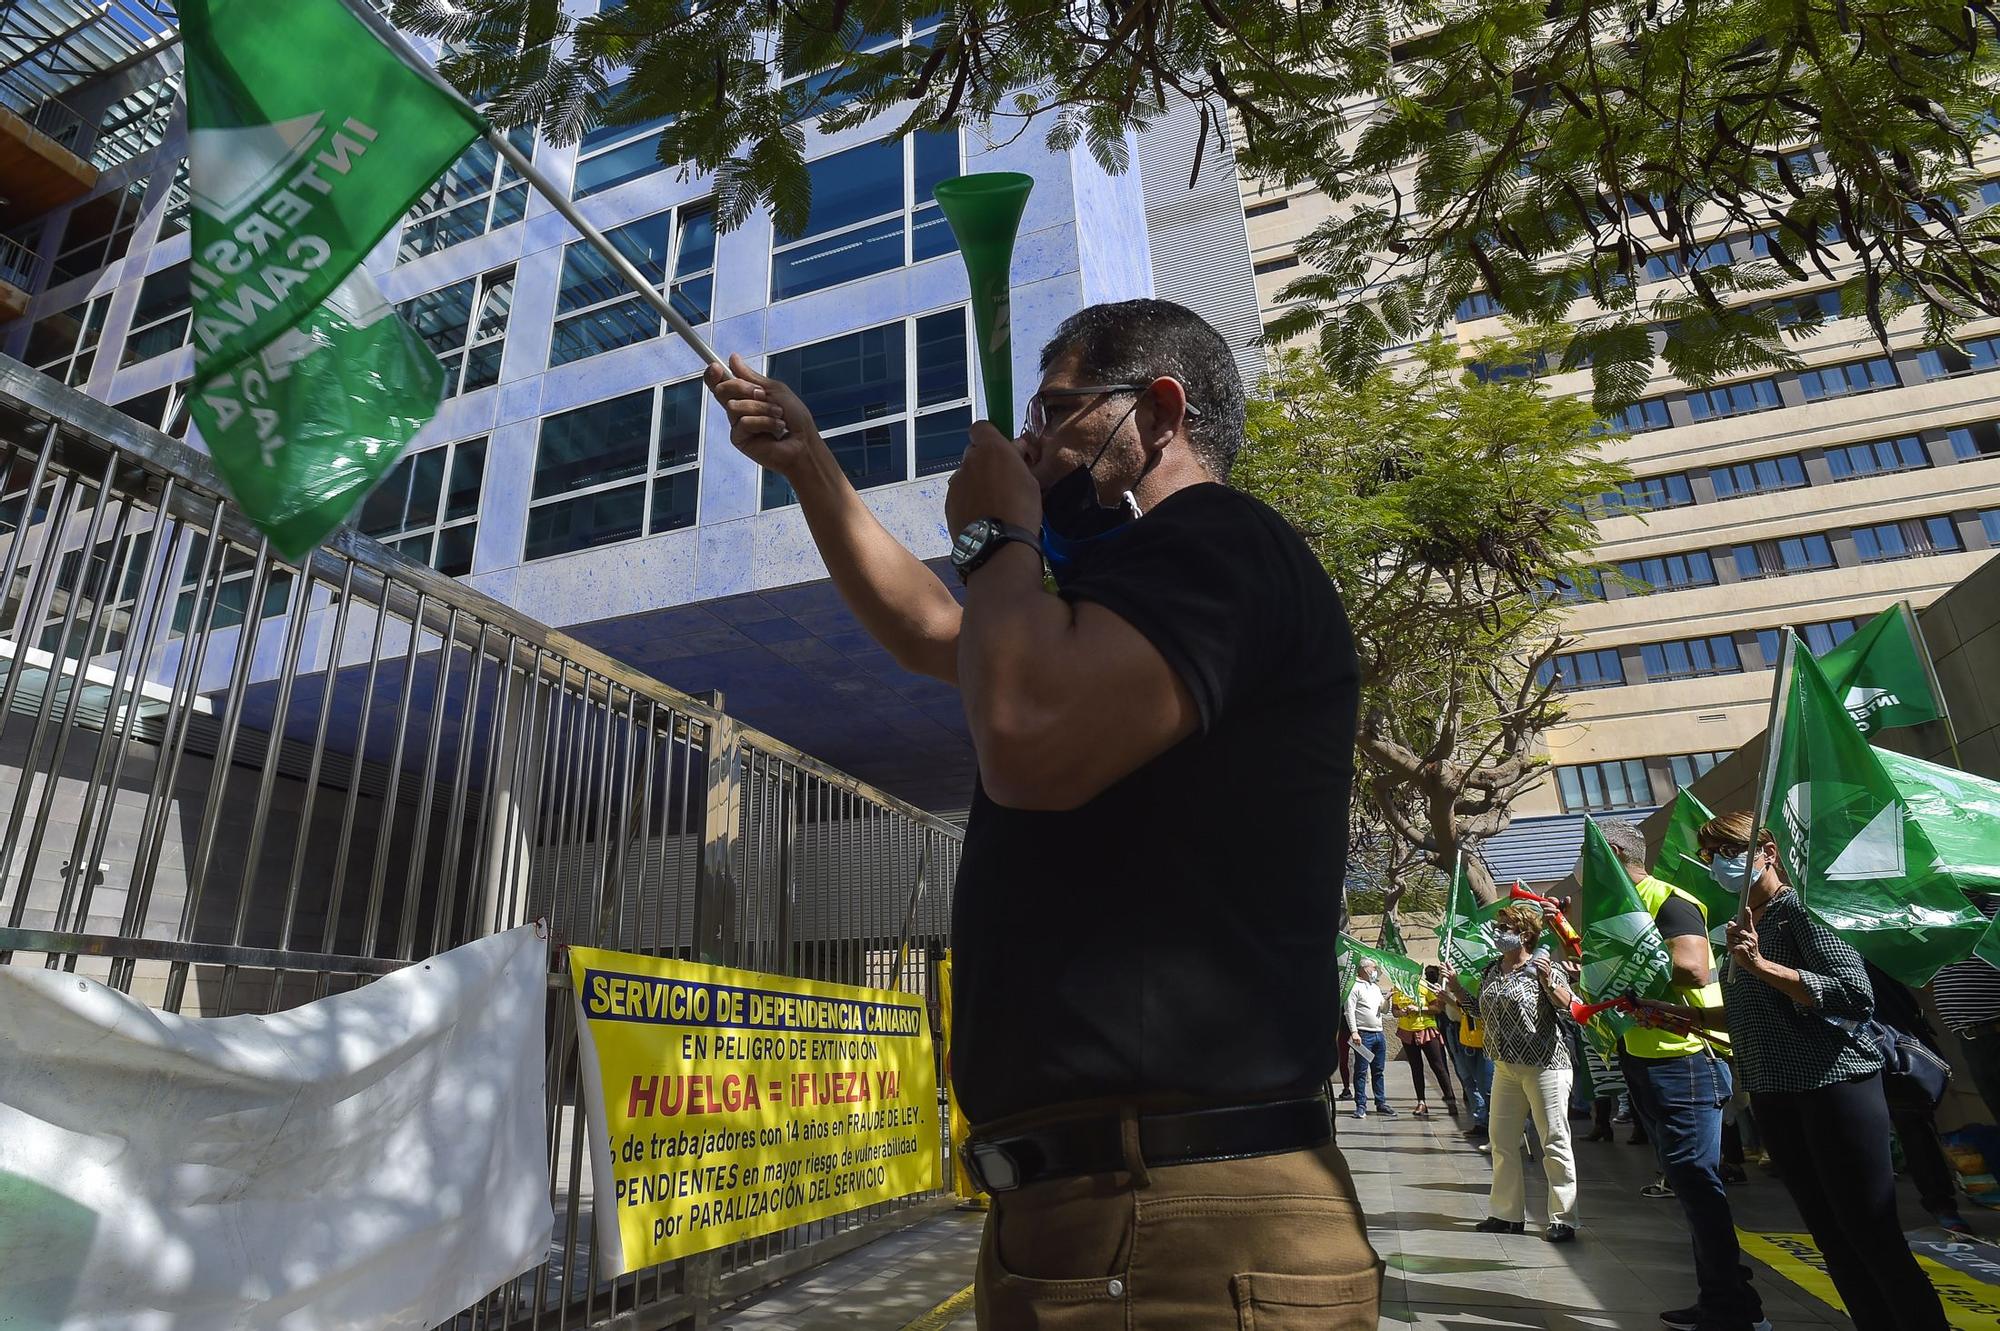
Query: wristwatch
[[950, 517, 1044, 585]]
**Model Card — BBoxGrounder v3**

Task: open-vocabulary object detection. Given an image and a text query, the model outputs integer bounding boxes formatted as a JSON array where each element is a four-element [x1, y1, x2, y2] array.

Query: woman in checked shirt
[[1636, 810, 1947, 1331]]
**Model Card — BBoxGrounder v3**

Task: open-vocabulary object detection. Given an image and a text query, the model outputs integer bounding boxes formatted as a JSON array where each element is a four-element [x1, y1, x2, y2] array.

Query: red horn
[[1570, 995, 1633, 1024], [1511, 883, 1552, 904]]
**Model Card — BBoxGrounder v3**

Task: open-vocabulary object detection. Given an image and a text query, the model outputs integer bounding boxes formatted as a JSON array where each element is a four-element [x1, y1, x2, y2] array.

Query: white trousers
[[1488, 1058, 1579, 1227]]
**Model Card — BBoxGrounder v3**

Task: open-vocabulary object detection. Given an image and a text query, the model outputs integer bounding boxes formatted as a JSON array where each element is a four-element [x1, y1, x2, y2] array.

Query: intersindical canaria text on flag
[[569, 947, 941, 1273]]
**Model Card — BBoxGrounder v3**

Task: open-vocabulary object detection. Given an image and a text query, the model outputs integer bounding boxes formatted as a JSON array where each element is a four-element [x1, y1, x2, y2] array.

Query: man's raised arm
[[706, 355, 963, 683]]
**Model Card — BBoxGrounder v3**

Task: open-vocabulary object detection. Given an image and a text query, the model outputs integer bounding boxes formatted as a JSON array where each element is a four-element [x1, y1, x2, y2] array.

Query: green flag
[[182, 0, 483, 559], [1436, 859, 1506, 997], [1876, 749, 2000, 895], [1577, 819, 1675, 1051], [1380, 912, 1407, 956], [1338, 933, 1423, 1003], [1761, 637, 1986, 986], [1815, 602, 1943, 736], [1652, 788, 1734, 948], [1873, 747, 2000, 967]]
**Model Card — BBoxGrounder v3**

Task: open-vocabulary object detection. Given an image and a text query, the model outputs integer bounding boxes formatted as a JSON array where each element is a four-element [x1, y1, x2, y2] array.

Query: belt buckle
[[963, 1140, 1023, 1193]]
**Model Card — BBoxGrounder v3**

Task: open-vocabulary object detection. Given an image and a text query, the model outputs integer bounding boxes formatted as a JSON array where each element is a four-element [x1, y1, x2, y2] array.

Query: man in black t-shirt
[[708, 300, 1374, 1328]]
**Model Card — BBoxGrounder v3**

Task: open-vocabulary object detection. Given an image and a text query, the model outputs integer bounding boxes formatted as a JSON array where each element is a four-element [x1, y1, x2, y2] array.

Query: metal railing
[[0, 355, 963, 1330], [0, 234, 40, 293], [25, 94, 87, 151]]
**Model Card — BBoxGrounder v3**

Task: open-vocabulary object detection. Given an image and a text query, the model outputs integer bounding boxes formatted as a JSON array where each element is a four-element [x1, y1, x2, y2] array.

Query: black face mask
[[1040, 403, 1144, 584]]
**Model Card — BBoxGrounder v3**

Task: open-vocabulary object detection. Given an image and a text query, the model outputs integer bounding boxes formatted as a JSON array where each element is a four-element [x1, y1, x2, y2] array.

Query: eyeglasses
[[1024, 381, 1203, 439], [1695, 840, 1749, 864]]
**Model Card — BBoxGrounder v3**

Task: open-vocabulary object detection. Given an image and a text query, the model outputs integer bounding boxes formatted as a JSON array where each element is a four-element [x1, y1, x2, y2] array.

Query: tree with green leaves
[[411, 0, 2000, 397], [1236, 335, 1629, 902]]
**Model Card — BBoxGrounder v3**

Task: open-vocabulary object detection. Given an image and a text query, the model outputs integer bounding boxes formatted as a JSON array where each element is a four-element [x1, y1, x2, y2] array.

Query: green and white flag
[[1436, 859, 1506, 997], [182, 0, 483, 558], [1338, 933, 1423, 1007], [1652, 787, 1733, 948], [1380, 911, 1407, 957], [1872, 748, 2000, 968], [1761, 635, 1987, 986], [1815, 602, 1944, 736], [1578, 819, 1674, 1052]]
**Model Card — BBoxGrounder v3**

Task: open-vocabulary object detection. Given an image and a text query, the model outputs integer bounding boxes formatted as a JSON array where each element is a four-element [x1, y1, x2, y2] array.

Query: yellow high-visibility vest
[[1625, 876, 1731, 1059]]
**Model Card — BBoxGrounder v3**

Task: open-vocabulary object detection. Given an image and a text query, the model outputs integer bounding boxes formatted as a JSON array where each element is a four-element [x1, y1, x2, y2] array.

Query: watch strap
[[956, 519, 1044, 583]]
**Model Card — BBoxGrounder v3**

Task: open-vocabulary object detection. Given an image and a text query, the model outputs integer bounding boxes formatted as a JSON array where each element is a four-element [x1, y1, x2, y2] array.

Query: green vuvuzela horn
[[932, 172, 1033, 436]]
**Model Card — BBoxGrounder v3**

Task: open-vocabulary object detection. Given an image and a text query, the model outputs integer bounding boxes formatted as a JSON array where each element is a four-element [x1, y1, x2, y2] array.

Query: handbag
[[1851, 1019, 1953, 1110]]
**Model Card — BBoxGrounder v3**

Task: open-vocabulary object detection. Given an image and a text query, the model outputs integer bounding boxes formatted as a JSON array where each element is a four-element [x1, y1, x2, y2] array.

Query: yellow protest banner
[[1738, 1229, 2000, 1329], [570, 946, 941, 1274]]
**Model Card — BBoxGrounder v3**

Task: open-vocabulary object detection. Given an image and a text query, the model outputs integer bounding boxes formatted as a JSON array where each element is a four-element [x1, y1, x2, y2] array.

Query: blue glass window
[[1710, 454, 1806, 498], [526, 380, 704, 559], [762, 310, 974, 507], [1685, 378, 1781, 422], [771, 132, 960, 300]]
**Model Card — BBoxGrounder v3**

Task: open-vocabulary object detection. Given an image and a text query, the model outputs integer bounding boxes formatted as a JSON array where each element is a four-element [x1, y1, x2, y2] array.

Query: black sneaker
[[1661, 1305, 1772, 1331], [1473, 1217, 1525, 1234], [1465, 1124, 1489, 1144], [1544, 1223, 1577, 1243]]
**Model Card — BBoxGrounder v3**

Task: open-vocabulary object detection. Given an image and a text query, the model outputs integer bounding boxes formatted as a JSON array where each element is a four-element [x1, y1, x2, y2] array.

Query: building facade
[[1242, 116, 2000, 856], [2, 2, 1260, 811]]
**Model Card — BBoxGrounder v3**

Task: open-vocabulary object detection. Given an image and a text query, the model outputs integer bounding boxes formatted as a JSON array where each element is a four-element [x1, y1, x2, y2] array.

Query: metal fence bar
[[59, 492, 184, 949]]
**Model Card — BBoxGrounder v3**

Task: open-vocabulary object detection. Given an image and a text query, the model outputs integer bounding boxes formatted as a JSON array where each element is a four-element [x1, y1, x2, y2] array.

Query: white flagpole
[[1743, 630, 1795, 904], [336, 1, 759, 396]]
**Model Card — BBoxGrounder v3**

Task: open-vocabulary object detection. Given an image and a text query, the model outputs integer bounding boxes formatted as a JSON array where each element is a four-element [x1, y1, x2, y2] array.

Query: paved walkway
[[712, 1102, 1993, 1329]]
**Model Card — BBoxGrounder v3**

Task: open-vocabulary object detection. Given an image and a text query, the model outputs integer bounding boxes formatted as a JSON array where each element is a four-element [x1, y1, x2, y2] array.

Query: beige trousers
[[974, 1135, 1381, 1329], [1487, 1058, 1579, 1227]]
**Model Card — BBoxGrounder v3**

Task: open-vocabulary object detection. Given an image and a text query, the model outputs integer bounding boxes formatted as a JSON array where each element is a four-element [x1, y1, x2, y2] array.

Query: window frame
[[1666, 751, 1730, 790], [51, 180, 148, 284], [778, 9, 945, 125], [1606, 473, 1694, 513], [768, 130, 962, 303], [1555, 759, 1654, 813], [1537, 647, 1625, 691], [1640, 634, 1742, 682], [523, 379, 706, 562], [1733, 532, 1835, 580], [1797, 356, 1900, 402], [760, 304, 977, 509], [1685, 376, 1782, 423], [398, 265, 516, 399], [29, 295, 110, 387], [549, 201, 716, 368], [400, 124, 534, 261], [1823, 435, 1929, 482], [356, 435, 487, 575], [571, 77, 677, 200], [1616, 550, 1717, 594], [121, 260, 194, 368], [1709, 453, 1808, 499]]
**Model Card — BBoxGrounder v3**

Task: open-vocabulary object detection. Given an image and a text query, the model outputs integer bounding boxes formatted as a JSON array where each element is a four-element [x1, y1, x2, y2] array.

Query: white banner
[[0, 925, 553, 1331]]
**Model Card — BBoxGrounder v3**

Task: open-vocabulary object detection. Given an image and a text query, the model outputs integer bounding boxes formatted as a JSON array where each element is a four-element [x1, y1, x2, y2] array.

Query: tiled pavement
[[713, 1101, 1991, 1329]]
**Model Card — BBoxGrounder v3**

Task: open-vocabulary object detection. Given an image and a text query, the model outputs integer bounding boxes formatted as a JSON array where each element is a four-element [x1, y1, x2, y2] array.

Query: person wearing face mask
[[1635, 812, 1950, 1331], [1345, 958, 1394, 1118], [1393, 964, 1461, 1119], [1591, 821, 1760, 1331], [1473, 904, 1581, 1242], [705, 301, 1374, 1328]]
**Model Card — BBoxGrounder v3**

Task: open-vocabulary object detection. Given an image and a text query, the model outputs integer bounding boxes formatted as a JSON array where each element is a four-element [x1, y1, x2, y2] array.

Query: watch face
[[951, 518, 994, 567]]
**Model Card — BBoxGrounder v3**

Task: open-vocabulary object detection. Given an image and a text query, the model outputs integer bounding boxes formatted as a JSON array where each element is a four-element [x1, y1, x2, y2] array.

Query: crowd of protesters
[[1338, 809, 2000, 1331]]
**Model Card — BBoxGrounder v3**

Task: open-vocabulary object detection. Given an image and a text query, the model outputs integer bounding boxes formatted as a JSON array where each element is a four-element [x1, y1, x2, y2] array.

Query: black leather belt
[[960, 1094, 1332, 1193]]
